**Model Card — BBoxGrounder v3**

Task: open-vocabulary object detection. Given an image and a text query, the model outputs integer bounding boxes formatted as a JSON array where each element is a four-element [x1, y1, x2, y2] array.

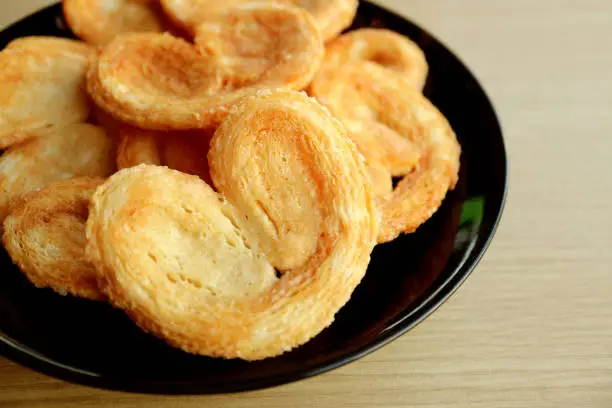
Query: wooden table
[[1, 1, 611, 407]]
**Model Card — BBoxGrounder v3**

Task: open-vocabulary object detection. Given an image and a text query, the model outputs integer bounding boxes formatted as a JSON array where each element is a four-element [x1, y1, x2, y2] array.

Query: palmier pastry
[[309, 53, 421, 184], [160, 0, 357, 42], [0, 37, 94, 149], [310, 30, 427, 180], [85, 90, 377, 360], [324, 28, 428, 90], [87, 4, 322, 130], [63, 0, 167, 45], [0, 123, 115, 222], [193, 3, 322, 90], [3, 178, 106, 300], [310, 62, 460, 243], [117, 126, 214, 185]]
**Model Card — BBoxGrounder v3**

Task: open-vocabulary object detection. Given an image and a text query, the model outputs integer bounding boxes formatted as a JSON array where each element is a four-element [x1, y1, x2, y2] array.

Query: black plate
[[0, 1, 507, 394]]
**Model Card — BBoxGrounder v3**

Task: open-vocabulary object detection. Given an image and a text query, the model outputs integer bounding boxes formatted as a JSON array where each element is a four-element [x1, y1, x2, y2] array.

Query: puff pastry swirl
[[3, 178, 106, 300], [86, 90, 377, 360], [310, 62, 460, 243], [0, 123, 115, 222], [0, 37, 94, 148], [309, 29, 429, 184], [87, 4, 322, 130], [324, 28, 428, 90]]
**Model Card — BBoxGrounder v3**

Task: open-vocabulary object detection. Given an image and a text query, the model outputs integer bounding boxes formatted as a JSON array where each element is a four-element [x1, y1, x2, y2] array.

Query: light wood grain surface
[[1, 1, 611, 407]]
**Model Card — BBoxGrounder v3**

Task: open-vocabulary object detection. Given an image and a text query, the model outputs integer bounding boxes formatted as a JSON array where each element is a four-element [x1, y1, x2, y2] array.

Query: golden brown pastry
[[62, 0, 167, 45], [310, 51, 422, 186], [3, 178, 106, 300], [345, 120, 421, 178], [0, 123, 115, 222], [0, 37, 94, 149], [311, 62, 460, 243], [87, 4, 322, 130], [193, 3, 322, 90], [309, 30, 427, 181], [117, 126, 214, 185], [323, 28, 429, 90], [86, 90, 377, 360], [160, 0, 357, 42]]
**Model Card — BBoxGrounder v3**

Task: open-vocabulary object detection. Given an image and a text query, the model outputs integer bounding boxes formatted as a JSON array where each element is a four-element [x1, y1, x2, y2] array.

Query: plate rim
[[0, 0, 508, 395]]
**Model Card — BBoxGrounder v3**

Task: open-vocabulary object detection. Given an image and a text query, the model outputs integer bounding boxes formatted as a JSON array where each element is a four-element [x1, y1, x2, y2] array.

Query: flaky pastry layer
[[0, 37, 95, 148], [309, 65, 418, 199], [311, 62, 460, 243], [3, 178, 106, 300], [309, 29, 430, 183], [324, 28, 429, 90], [0, 123, 116, 222]]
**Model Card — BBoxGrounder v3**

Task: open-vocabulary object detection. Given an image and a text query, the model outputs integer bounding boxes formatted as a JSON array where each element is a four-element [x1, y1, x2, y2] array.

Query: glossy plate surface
[[0, 1, 507, 394]]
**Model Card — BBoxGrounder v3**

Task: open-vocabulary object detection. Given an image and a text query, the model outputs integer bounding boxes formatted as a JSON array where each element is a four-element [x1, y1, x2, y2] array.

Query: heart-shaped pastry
[[309, 29, 429, 184], [0, 37, 94, 148], [85, 90, 377, 360], [193, 3, 322, 91], [3, 177, 106, 301], [310, 62, 460, 243], [87, 3, 323, 130]]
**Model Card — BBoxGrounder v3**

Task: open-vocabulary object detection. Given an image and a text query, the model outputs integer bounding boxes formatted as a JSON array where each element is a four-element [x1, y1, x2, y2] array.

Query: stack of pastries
[[0, 0, 460, 360]]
